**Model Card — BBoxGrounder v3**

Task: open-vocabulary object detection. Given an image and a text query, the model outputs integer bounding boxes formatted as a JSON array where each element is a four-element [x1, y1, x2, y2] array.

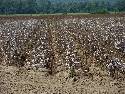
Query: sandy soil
[[0, 64, 125, 94]]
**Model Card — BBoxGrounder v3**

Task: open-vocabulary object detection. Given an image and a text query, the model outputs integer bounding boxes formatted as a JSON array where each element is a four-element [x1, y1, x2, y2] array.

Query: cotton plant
[[106, 58, 125, 78]]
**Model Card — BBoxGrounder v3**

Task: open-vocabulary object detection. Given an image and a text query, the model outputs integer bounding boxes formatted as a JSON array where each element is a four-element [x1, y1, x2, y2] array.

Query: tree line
[[0, 0, 125, 14]]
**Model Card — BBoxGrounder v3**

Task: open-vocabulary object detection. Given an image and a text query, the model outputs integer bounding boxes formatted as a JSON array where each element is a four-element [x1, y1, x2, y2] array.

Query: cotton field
[[0, 15, 125, 77], [1, 15, 125, 94]]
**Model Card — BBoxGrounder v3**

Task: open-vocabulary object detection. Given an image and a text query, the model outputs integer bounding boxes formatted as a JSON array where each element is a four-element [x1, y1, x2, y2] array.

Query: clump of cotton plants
[[106, 58, 125, 78]]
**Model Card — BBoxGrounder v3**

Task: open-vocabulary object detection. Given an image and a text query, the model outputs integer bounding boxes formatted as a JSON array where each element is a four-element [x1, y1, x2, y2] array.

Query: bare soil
[[0, 64, 125, 94]]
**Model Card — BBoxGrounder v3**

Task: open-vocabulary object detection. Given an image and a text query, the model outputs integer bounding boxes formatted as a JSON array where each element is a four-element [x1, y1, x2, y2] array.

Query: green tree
[[116, 0, 125, 11]]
